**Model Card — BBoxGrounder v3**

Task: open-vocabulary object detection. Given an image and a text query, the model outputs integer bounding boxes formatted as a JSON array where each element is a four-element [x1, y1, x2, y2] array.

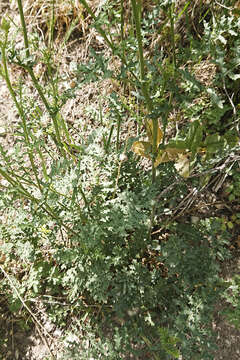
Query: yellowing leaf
[[174, 154, 190, 178], [154, 147, 186, 167], [133, 138, 191, 178], [132, 141, 152, 159], [154, 150, 172, 167], [145, 120, 163, 146]]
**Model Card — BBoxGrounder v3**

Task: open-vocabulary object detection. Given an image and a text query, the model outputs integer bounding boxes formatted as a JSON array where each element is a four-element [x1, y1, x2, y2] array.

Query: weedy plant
[[0, 0, 239, 359], [222, 274, 240, 330]]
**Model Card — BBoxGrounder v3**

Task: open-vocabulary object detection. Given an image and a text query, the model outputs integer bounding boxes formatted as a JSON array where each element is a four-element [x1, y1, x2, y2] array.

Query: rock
[[0, 126, 6, 136]]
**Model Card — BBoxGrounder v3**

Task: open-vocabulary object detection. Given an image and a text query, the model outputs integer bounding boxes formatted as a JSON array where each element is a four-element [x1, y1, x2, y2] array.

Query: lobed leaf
[[154, 147, 186, 167], [132, 141, 152, 159]]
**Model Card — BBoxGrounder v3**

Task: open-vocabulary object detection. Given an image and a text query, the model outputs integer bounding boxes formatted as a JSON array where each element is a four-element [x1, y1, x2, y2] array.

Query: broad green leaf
[[167, 138, 188, 150], [132, 141, 152, 159], [204, 133, 225, 154], [186, 120, 203, 158]]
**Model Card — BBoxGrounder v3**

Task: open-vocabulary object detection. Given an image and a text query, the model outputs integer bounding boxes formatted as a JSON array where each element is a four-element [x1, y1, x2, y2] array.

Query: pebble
[[0, 126, 6, 136]]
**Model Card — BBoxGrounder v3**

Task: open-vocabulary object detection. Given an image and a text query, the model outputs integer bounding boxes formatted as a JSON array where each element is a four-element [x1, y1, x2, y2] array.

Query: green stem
[[131, 0, 159, 238], [27, 67, 63, 149], [120, 0, 125, 45], [16, 0, 30, 58], [48, 0, 55, 49], [131, 0, 152, 110], [0, 44, 42, 192], [116, 112, 121, 152], [131, 1, 144, 76], [16, 0, 64, 155], [131, 0, 158, 183], [0, 166, 77, 236], [79, 0, 115, 52], [169, 3, 177, 74], [79, 0, 138, 83], [36, 144, 49, 182], [120, 0, 127, 95]]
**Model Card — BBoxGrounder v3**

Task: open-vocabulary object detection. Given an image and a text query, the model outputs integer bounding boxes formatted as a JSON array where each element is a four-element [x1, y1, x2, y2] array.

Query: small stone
[[0, 126, 6, 136], [53, 328, 62, 337], [44, 321, 54, 332]]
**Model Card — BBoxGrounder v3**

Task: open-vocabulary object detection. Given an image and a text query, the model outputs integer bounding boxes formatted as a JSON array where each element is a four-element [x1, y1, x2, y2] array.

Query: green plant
[[0, 1, 239, 359], [224, 165, 240, 202], [222, 274, 240, 329], [0, 152, 232, 358]]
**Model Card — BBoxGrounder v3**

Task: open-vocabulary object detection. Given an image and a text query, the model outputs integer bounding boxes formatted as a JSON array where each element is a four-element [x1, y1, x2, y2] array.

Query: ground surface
[[213, 254, 240, 360]]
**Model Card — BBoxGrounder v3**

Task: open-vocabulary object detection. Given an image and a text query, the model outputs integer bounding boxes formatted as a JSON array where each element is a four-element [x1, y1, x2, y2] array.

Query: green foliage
[[0, 1, 239, 359], [158, 327, 180, 359], [224, 165, 240, 201], [222, 274, 240, 329], [0, 165, 232, 359]]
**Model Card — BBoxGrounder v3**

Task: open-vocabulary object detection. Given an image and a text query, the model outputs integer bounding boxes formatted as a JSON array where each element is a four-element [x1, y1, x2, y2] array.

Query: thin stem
[[0, 166, 77, 236], [27, 66, 63, 149], [131, 1, 144, 78], [16, 0, 30, 58], [131, 0, 152, 110], [131, 0, 158, 184], [16, 0, 64, 156], [120, 0, 128, 95], [48, 0, 55, 49], [116, 112, 121, 152], [169, 3, 177, 74], [79, 0, 138, 83], [79, 0, 115, 52], [120, 0, 125, 45], [131, 0, 159, 238], [0, 43, 42, 192]]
